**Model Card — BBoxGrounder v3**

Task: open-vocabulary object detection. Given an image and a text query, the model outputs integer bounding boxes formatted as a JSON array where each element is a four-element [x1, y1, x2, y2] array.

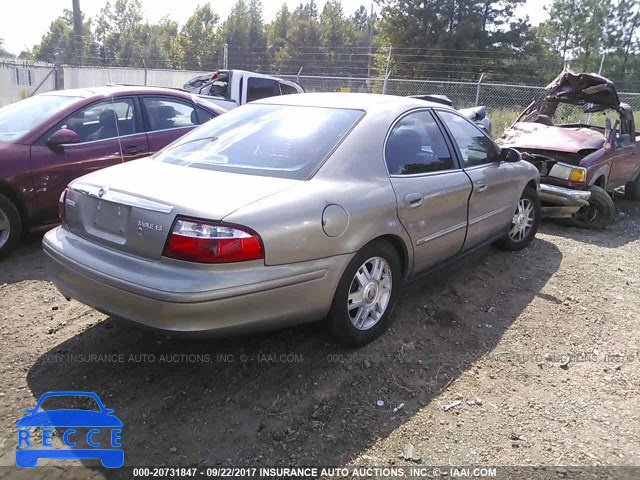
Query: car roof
[[38, 85, 226, 114], [253, 92, 451, 112], [40, 85, 194, 99]]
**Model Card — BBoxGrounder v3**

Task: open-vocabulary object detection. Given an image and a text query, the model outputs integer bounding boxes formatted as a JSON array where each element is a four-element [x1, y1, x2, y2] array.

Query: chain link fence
[[282, 74, 640, 111]]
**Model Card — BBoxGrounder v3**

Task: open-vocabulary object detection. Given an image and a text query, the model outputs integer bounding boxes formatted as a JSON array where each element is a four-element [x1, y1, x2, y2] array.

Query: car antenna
[[111, 94, 125, 164]]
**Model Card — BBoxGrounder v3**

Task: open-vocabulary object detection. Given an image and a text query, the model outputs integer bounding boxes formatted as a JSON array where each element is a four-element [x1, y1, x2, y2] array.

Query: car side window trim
[[383, 107, 463, 177], [36, 96, 139, 146], [433, 108, 501, 169]]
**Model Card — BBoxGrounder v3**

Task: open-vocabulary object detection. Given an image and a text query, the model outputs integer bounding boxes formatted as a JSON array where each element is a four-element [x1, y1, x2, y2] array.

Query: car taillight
[[163, 217, 263, 263], [58, 188, 69, 223]]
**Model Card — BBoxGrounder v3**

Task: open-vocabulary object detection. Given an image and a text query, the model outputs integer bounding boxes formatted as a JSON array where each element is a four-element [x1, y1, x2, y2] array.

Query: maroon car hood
[[499, 122, 605, 153]]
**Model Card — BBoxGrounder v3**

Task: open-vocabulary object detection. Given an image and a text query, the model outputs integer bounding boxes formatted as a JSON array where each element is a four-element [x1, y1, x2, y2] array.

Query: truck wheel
[[0, 194, 22, 259], [496, 187, 540, 251], [624, 178, 640, 201], [567, 185, 615, 229]]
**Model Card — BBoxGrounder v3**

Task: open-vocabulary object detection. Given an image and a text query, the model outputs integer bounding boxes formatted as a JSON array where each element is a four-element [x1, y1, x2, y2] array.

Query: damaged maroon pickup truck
[[498, 69, 640, 229]]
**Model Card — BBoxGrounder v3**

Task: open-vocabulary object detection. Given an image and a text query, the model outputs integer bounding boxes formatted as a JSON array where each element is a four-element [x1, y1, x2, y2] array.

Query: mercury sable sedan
[[44, 93, 540, 346]]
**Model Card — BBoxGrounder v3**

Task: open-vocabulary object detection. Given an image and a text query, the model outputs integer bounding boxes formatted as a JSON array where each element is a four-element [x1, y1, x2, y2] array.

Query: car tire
[[496, 187, 540, 251], [566, 185, 615, 230], [0, 193, 22, 259], [328, 240, 401, 347], [624, 177, 640, 201]]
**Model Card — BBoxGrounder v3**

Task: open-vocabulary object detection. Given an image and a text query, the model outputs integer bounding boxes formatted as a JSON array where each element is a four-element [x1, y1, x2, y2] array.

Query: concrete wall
[[63, 66, 209, 90], [0, 58, 57, 106]]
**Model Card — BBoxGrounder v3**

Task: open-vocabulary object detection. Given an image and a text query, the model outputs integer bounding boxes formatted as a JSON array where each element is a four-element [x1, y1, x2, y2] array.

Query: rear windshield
[[155, 104, 364, 180]]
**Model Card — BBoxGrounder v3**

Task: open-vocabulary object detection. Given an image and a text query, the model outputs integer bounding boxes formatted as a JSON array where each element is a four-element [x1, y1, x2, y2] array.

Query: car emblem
[[98, 188, 106, 198]]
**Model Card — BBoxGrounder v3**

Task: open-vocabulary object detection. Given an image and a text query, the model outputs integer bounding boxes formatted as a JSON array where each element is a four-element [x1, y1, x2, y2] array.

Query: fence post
[[53, 54, 61, 90], [223, 44, 229, 70], [142, 59, 147, 86], [475, 73, 484, 106], [382, 46, 393, 94]]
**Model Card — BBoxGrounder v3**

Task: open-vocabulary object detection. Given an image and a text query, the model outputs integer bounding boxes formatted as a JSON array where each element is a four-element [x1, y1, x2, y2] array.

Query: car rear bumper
[[43, 227, 352, 334], [539, 183, 591, 218]]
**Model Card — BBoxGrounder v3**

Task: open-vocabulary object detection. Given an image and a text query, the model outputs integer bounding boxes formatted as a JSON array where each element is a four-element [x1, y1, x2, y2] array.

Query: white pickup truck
[[183, 69, 304, 110]]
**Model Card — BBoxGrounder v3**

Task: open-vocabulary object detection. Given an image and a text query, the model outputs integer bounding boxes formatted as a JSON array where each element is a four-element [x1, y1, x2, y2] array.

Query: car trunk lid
[[64, 158, 296, 260]]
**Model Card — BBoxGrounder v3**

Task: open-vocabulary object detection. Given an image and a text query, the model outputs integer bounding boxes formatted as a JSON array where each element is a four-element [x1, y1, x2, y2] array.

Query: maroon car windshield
[[0, 94, 80, 144], [155, 104, 364, 180]]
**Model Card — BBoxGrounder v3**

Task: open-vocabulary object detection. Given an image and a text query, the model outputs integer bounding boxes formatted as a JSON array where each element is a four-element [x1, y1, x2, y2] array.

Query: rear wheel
[[567, 185, 615, 230], [496, 187, 540, 251], [0, 194, 22, 259], [328, 240, 401, 347]]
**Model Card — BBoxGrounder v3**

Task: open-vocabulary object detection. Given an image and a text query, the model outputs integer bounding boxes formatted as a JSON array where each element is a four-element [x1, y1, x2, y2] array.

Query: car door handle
[[404, 193, 423, 208], [475, 182, 488, 192], [125, 145, 146, 154]]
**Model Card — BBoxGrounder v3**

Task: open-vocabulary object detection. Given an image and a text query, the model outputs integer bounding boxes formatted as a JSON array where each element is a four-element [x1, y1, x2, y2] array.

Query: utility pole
[[72, 0, 83, 60], [366, 2, 373, 85]]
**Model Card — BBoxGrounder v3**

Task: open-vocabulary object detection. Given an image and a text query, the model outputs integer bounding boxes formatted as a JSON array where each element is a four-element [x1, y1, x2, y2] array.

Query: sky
[[0, 0, 553, 56]]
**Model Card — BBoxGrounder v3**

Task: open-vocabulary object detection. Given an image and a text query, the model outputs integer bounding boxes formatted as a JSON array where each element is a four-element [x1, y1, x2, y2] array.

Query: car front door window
[[438, 110, 500, 167], [54, 98, 136, 143]]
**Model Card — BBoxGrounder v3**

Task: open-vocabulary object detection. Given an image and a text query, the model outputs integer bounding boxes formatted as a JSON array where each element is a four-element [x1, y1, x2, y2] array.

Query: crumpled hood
[[498, 122, 605, 153], [546, 69, 620, 109]]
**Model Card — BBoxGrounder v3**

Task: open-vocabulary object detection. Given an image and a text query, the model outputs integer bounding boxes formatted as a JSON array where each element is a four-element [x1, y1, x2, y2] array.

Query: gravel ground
[[0, 198, 639, 480]]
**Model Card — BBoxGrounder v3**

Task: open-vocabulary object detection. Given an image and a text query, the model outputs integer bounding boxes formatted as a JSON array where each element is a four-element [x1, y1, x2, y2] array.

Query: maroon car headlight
[[163, 217, 263, 263], [548, 163, 587, 183]]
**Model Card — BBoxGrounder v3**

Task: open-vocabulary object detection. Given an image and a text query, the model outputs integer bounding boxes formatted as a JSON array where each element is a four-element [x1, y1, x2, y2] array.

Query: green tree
[[319, 1, 356, 74], [95, 0, 144, 65], [0, 38, 12, 57], [172, 4, 222, 69], [266, 4, 293, 72], [32, 9, 97, 64]]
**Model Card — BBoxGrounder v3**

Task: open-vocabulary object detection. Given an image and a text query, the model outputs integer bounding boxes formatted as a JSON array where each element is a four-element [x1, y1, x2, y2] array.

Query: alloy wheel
[[347, 256, 392, 331], [509, 198, 535, 242]]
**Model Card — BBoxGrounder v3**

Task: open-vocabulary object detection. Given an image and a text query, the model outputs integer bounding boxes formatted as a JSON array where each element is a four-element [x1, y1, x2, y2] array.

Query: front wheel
[[328, 240, 401, 347], [496, 187, 540, 251], [566, 185, 615, 230]]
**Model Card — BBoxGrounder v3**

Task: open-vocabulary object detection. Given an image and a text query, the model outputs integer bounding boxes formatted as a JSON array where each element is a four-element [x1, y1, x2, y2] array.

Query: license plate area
[[94, 200, 129, 235]]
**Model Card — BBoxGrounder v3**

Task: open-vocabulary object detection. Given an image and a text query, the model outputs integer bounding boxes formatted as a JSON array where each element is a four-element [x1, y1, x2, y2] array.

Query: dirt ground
[[0, 197, 639, 480]]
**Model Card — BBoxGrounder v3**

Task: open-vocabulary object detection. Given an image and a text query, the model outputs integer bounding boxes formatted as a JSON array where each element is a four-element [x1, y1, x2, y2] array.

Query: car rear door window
[[54, 98, 136, 143], [247, 78, 280, 102], [385, 110, 455, 175], [141, 97, 198, 132], [437, 110, 500, 167]]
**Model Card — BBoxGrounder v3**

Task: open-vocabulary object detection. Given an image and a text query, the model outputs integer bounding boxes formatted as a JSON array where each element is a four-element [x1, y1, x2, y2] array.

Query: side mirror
[[500, 147, 522, 163], [47, 128, 80, 154], [617, 133, 631, 147]]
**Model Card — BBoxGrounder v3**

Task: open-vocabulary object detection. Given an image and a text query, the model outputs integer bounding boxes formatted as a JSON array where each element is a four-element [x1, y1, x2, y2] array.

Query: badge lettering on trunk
[[137, 220, 163, 235]]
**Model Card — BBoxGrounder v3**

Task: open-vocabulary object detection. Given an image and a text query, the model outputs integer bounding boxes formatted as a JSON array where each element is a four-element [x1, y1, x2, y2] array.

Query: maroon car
[[0, 86, 225, 257], [498, 69, 640, 229]]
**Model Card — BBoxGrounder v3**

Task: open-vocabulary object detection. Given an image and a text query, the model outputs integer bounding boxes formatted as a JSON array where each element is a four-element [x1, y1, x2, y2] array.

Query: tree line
[[10, 0, 640, 89]]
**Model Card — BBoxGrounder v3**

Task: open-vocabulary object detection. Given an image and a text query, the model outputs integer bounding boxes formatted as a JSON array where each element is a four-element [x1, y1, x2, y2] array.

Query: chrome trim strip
[[468, 205, 509, 226], [416, 221, 467, 246], [70, 184, 174, 214]]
